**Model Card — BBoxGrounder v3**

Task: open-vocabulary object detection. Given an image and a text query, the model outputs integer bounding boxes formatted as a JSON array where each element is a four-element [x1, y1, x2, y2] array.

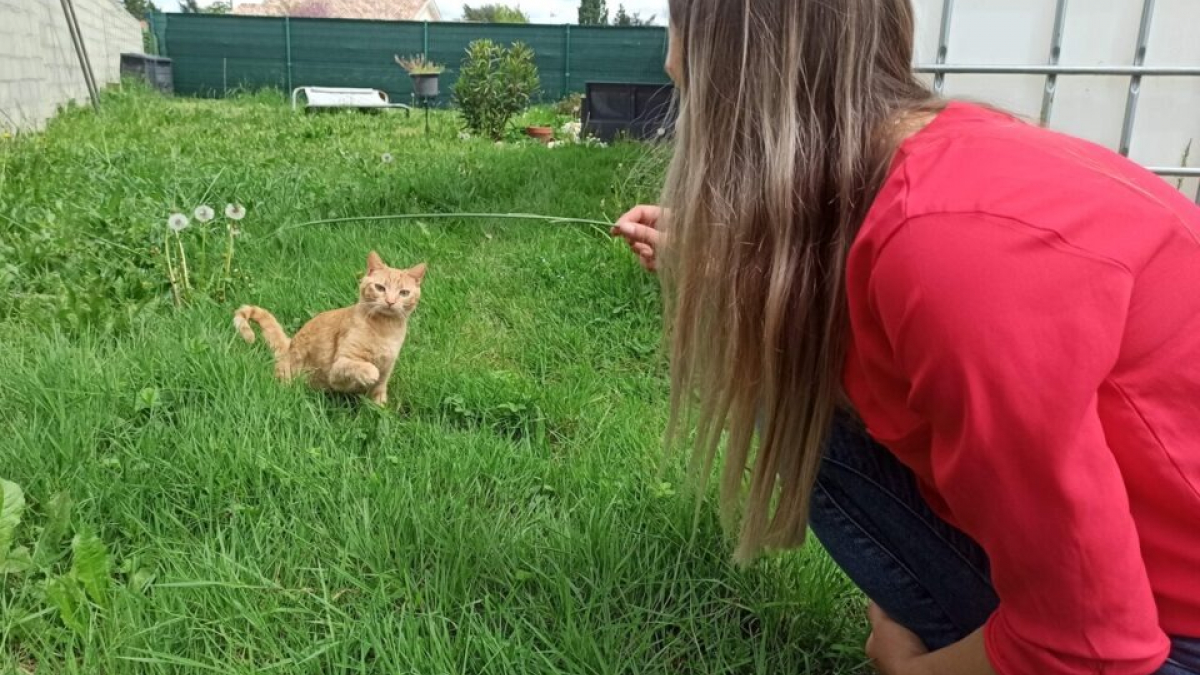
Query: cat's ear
[[409, 263, 427, 284], [366, 251, 386, 274]]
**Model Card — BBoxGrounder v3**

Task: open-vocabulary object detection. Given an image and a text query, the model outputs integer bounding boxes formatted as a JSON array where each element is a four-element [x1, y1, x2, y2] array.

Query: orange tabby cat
[[234, 251, 426, 405]]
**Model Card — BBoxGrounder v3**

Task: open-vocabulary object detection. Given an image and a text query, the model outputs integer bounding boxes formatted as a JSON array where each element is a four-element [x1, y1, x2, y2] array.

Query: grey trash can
[[120, 53, 174, 94]]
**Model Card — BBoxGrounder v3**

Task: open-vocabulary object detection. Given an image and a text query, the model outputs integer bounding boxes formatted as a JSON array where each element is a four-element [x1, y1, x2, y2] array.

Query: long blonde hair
[[660, 0, 940, 562]]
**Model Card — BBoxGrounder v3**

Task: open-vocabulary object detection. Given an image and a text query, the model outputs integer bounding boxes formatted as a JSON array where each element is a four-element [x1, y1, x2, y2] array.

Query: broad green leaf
[[45, 576, 86, 636], [1, 545, 33, 575], [32, 492, 73, 568], [71, 530, 111, 607], [0, 479, 25, 561], [130, 567, 156, 594], [135, 387, 161, 412]]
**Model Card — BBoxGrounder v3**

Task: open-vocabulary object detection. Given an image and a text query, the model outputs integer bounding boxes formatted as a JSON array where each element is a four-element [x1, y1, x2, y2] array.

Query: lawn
[[0, 87, 868, 674]]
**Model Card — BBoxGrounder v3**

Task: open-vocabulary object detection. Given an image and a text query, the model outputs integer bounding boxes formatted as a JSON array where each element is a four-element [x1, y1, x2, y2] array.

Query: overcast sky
[[156, 0, 669, 23]]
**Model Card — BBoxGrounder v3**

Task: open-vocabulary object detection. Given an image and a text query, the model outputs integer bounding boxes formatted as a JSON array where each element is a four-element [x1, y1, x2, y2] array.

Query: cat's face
[[359, 251, 426, 318]]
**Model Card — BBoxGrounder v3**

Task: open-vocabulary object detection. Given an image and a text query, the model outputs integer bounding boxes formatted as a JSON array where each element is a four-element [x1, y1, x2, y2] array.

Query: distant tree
[[287, 0, 333, 17], [577, 0, 607, 25], [612, 4, 653, 25], [179, 0, 231, 13], [461, 3, 529, 23], [122, 0, 160, 20]]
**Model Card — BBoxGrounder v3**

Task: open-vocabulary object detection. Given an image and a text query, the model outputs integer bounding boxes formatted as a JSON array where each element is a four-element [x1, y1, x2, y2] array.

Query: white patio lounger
[[291, 87, 411, 115]]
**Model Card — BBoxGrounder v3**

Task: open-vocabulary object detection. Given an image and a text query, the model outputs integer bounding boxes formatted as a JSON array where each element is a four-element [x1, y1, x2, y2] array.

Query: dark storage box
[[582, 82, 675, 142], [120, 53, 173, 94]]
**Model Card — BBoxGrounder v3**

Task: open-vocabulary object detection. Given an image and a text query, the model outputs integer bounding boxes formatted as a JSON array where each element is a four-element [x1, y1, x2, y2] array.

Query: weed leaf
[[71, 530, 112, 607]]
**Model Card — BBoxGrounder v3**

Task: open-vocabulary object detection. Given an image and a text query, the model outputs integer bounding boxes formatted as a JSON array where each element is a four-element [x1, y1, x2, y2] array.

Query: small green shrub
[[454, 40, 540, 141]]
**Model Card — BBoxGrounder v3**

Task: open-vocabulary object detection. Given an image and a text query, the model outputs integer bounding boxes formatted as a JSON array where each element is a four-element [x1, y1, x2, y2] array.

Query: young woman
[[611, 1, 1200, 674]]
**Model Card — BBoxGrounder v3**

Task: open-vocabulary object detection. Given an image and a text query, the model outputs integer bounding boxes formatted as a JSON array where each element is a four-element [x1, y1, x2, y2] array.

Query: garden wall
[[0, 0, 141, 131]]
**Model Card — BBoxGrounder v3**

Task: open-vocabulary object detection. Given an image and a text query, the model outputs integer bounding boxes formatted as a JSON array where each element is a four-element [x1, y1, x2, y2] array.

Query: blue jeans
[[809, 413, 1200, 674]]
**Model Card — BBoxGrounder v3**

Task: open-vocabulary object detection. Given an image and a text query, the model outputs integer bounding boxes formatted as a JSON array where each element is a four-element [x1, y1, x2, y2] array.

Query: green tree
[[179, 0, 231, 13], [122, 0, 160, 20], [461, 3, 529, 22], [455, 40, 540, 140], [612, 4, 654, 25], [577, 0, 607, 25]]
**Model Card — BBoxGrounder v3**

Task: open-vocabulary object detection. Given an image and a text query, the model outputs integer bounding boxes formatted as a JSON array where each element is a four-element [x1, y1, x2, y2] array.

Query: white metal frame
[[914, 0, 1200, 202], [290, 87, 412, 115]]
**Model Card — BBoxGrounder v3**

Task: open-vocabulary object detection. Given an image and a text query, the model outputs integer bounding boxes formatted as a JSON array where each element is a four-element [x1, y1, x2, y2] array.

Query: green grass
[[0, 87, 868, 674]]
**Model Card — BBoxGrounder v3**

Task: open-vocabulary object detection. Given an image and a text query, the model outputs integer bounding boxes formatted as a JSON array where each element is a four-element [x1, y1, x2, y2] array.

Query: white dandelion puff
[[225, 203, 246, 221], [381, 152, 394, 164], [194, 205, 215, 223], [168, 213, 190, 232]]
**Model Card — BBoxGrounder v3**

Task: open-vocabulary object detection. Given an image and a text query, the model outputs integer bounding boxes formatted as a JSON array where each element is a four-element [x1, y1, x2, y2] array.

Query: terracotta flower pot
[[525, 126, 554, 143]]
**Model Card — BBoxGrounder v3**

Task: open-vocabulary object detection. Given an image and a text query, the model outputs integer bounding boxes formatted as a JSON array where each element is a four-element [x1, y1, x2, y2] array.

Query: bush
[[454, 40, 540, 141]]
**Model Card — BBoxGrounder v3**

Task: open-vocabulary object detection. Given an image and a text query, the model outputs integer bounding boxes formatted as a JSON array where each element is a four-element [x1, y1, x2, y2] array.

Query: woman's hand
[[611, 204, 663, 272], [866, 603, 998, 675], [866, 603, 929, 675]]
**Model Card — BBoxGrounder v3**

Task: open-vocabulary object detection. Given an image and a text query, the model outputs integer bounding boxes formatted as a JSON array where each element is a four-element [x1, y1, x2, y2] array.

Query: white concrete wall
[[912, 0, 1200, 198], [0, 0, 142, 132]]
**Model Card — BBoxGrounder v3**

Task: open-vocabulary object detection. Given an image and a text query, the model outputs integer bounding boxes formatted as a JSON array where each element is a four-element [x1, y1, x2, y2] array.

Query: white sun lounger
[[291, 87, 411, 115]]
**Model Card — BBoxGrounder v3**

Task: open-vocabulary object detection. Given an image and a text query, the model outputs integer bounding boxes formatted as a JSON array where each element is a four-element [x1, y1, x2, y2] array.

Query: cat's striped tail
[[233, 305, 291, 357]]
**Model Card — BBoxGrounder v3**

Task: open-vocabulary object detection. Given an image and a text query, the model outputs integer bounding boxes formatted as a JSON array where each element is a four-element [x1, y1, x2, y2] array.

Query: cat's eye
[[399, 289, 411, 297], [373, 283, 386, 292]]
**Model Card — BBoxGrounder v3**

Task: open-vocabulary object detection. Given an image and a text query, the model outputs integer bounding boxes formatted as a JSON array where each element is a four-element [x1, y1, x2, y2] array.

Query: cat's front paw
[[354, 364, 382, 388]]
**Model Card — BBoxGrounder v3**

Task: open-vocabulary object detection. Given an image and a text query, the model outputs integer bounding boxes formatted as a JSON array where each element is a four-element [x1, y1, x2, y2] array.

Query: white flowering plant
[[160, 201, 249, 306]]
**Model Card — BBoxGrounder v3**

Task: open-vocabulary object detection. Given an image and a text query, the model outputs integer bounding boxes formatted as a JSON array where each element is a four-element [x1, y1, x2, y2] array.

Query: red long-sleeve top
[[844, 101, 1200, 674]]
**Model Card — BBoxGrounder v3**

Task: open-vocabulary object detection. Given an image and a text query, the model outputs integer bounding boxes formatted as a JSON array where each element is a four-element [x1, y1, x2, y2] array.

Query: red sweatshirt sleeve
[[867, 213, 1171, 675]]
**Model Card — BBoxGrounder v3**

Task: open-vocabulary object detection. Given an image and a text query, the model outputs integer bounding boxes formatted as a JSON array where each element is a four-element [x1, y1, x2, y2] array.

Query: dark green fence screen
[[149, 13, 670, 103]]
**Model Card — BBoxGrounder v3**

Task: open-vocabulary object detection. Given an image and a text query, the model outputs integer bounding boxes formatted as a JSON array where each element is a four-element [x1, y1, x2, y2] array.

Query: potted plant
[[395, 54, 445, 98], [523, 108, 556, 144], [525, 126, 553, 143]]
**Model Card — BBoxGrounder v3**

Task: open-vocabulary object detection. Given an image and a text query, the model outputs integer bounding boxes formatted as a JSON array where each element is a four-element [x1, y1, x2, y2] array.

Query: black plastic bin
[[120, 53, 174, 94], [582, 82, 675, 142]]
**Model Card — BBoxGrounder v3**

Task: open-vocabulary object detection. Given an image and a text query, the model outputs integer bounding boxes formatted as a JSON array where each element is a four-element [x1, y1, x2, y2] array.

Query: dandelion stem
[[175, 231, 191, 292], [220, 223, 237, 302], [163, 231, 181, 307]]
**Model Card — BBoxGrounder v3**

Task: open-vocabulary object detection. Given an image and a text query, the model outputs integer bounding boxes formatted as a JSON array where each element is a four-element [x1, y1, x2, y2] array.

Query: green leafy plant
[[1, 479, 28, 574], [394, 54, 445, 76], [0, 480, 133, 639], [454, 40, 541, 141]]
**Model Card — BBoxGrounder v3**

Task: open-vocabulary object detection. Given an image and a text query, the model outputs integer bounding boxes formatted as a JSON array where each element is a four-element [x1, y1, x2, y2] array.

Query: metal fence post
[[423, 22, 429, 59], [1039, 0, 1069, 125], [563, 24, 571, 97], [284, 17, 293, 94], [1120, 0, 1156, 157], [933, 0, 954, 95]]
